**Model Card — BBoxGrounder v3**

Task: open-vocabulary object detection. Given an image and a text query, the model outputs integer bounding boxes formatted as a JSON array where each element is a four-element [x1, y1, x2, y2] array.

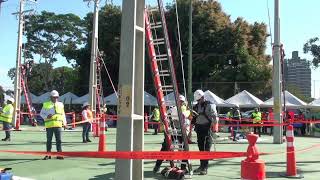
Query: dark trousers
[[82, 122, 91, 141], [3, 122, 11, 139], [46, 127, 62, 152], [196, 126, 212, 169], [155, 136, 187, 170], [254, 125, 261, 137], [152, 120, 159, 134]]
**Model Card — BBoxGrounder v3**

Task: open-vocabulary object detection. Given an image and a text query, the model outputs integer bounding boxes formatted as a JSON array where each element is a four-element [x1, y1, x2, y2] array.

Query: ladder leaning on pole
[[145, 0, 192, 178]]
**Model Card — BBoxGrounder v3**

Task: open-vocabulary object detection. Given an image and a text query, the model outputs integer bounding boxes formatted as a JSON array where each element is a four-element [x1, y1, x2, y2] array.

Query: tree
[[0, 85, 4, 106], [23, 11, 85, 90], [165, 0, 272, 98], [304, 37, 320, 67], [63, 4, 122, 95], [7, 64, 80, 95]]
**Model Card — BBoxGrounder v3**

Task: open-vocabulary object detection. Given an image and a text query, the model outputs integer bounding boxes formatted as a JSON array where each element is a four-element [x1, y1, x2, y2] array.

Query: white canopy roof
[[261, 91, 307, 108], [308, 98, 320, 108], [59, 92, 79, 104], [104, 91, 158, 106], [21, 93, 38, 104], [204, 90, 226, 106], [33, 92, 51, 104], [224, 90, 264, 108], [73, 94, 89, 104]]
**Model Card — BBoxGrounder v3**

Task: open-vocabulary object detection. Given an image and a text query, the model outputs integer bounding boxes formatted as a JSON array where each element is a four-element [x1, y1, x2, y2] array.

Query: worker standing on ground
[[192, 90, 219, 175], [82, 102, 93, 143], [179, 95, 193, 143], [40, 90, 66, 160], [251, 108, 262, 137], [150, 107, 160, 135], [0, 98, 15, 141]]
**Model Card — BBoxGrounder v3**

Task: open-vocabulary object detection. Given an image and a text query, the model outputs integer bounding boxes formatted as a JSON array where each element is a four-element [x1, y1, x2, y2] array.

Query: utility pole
[[273, 0, 283, 144], [13, 0, 25, 128], [187, 0, 193, 102], [86, 0, 99, 118], [115, 0, 145, 179]]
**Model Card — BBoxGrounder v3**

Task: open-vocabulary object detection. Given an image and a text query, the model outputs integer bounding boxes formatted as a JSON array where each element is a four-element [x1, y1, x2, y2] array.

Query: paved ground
[[0, 126, 319, 180]]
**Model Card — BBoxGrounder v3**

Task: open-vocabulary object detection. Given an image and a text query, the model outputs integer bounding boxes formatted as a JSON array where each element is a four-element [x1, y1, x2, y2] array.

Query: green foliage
[[304, 37, 320, 67], [9, 1, 273, 99], [7, 64, 79, 95], [24, 11, 85, 64], [0, 86, 4, 106], [63, 4, 122, 95], [165, 0, 272, 97]]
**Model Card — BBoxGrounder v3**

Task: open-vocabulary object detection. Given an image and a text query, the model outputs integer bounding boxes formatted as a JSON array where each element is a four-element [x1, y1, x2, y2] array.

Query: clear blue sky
[[0, 0, 319, 98]]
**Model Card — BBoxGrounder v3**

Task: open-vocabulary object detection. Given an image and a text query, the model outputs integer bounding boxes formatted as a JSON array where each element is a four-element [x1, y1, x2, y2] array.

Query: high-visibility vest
[[82, 109, 93, 123], [0, 104, 14, 123], [152, 108, 160, 122], [252, 111, 262, 124], [43, 101, 65, 128], [181, 104, 191, 118], [227, 111, 232, 118]]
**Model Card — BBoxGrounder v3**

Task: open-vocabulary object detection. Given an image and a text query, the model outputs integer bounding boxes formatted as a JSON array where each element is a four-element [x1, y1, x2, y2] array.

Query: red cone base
[[241, 159, 266, 180]]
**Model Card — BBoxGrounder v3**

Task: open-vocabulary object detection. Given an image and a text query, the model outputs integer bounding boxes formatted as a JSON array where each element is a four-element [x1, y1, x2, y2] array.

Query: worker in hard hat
[[179, 95, 193, 143], [252, 108, 262, 137], [81, 102, 93, 143], [192, 90, 219, 175], [40, 90, 66, 160], [0, 98, 15, 141]]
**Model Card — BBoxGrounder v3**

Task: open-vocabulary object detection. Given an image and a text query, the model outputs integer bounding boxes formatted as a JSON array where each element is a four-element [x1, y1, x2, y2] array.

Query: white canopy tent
[[224, 90, 264, 108], [261, 90, 307, 108], [59, 92, 79, 104], [104, 91, 158, 106], [73, 94, 89, 104], [204, 90, 226, 106], [307, 98, 320, 109], [20, 93, 38, 104]]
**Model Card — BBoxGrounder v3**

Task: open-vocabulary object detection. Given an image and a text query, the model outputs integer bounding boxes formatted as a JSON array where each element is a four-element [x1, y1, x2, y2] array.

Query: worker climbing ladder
[[145, 0, 192, 178]]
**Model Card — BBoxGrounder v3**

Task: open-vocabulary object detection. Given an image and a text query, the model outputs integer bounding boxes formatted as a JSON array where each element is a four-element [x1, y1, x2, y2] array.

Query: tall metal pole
[[273, 0, 283, 144], [13, 0, 25, 127], [88, 0, 99, 117], [115, 0, 145, 179], [187, 0, 193, 102]]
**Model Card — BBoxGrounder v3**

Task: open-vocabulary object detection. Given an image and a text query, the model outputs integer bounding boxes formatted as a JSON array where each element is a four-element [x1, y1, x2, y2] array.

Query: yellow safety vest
[[152, 108, 160, 122], [227, 111, 232, 118], [181, 104, 190, 118], [43, 101, 65, 128], [252, 111, 262, 124], [0, 104, 14, 123]]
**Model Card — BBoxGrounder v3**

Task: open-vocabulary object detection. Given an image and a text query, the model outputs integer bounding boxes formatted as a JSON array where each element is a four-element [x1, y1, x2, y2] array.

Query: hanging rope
[[99, 52, 118, 98], [173, 0, 187, 99]]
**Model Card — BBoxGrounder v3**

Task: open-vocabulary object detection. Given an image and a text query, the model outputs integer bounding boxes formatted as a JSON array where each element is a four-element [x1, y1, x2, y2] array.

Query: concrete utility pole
[[115, 0, 145, 179], [13, 0, 25, 127], [87, 0, 99, 117], [187, 0, 193, 102], [273, 0, 283, 144]]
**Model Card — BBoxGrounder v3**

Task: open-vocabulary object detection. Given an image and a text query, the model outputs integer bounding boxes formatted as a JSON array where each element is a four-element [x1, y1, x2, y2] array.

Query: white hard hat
[[194, 90, 204, 101], [82, 102, 90, 108], [179, 95, 186, 102], [50, 90, 59, 97], [7, 97, 15, 103]]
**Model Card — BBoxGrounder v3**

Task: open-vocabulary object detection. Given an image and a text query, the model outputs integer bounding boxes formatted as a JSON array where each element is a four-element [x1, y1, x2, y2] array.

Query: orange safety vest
[[82, 109, 93, 123]]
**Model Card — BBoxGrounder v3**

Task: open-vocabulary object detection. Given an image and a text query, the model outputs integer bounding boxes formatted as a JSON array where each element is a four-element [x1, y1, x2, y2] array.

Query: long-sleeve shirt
[[40, 101, 66, 126]]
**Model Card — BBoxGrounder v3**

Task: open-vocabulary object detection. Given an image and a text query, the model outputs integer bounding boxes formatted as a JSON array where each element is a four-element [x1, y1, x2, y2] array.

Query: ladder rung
[[153, 38, 165, 45], [148, 8, 159, 12]]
